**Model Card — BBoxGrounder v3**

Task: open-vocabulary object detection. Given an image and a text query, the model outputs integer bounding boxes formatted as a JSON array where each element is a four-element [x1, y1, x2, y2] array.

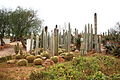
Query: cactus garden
[[0, 1, 120, 80]]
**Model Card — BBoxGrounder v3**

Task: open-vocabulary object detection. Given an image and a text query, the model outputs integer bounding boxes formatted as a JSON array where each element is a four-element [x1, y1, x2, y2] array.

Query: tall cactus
[[68, 23, 71, 52]]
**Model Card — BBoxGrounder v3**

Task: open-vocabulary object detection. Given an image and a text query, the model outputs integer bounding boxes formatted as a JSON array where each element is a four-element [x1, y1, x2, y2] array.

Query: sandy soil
[[0, 42, 22, 57]]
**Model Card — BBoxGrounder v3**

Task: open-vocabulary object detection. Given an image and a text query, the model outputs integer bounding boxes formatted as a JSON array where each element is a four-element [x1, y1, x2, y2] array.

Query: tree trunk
[[0, 38, 5, 46], [20, 37, 26, 49]]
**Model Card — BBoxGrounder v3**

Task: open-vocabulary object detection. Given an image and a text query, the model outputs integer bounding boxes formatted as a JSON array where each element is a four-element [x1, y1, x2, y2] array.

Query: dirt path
[[0, 42, 22, 57], [0, 66, 44, 80]]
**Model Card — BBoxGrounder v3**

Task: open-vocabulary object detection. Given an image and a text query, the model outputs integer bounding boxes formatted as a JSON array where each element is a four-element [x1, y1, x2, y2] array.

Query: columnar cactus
[[14, 43, 20, 54]]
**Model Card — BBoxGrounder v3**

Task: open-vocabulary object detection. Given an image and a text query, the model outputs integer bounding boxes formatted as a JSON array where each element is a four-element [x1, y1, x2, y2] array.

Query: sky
[[0, 0, 120, 34]]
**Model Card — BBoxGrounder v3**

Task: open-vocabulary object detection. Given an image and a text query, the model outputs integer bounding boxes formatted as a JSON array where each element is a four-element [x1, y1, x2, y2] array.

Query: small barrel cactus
[[33, 58, 43, 65], [50, 56, 58, 63], [15, 54, 22, 59], [26, 55, 35, 63], [60, 52, 74, 61], [41, 51, 50, 59], [17, 59, 28, 66], [35, 55, 42, 59]]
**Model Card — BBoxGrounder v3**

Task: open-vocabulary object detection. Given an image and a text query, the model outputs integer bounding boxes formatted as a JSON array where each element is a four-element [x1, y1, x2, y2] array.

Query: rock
[[75, 49, 80, 53], [58, 56, 65, 63], [42, 59, 54, 68]]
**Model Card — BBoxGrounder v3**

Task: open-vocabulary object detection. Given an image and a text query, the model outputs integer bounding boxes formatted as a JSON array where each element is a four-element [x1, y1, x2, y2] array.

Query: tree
[[9, 7, 42, 48], [104, 22, 120, 57], [0, 8, 11, 46]]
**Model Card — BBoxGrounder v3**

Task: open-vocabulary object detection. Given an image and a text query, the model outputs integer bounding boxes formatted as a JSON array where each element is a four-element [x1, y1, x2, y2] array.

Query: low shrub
[[29, 54, 120, 80], [87, 71, 110, 80], [17, 59, 28, 66], [111, 74, 120, 80]]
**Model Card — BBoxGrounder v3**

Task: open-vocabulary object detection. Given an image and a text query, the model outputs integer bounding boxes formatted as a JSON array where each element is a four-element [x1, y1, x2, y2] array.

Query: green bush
[[111, 74, 120, 80], [29, 54, 120, 80], [26, 55, 35, 63], [88, 71, 110, 80], [50, 56, 58, 63], [30, 70, 50, 80], [41, 51, 50, 59], [33, 58, 43, 65], [17, 59, 28, 66]]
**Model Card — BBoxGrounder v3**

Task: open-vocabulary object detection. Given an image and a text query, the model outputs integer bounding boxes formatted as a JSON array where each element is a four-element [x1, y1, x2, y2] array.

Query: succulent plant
[[50, 56, 58, 63], [33, 58, 43, 65], [14, 43, 20, 54], [15, 54, 22, 59], [26, 55, 35, 63], [41, 51, 50, 59], [35, 55, 42, 59], [17, 59, 28, 66]]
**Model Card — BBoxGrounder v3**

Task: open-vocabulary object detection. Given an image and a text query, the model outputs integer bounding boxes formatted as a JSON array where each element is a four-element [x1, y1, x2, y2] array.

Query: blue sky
[[0, 0, 120, 34]]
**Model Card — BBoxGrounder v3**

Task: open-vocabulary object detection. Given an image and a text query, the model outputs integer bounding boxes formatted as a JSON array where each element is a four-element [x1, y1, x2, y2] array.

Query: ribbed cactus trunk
[[63, 29, 66, 49], [84, 25, 88, 54], [74, 28, 78, 44], [50, 30, 54, 56], [54, 25, 59, 56], [90, 24, 93, 51], [43, 26, 49, 51], [67, 23, 71, 53], [30, 32, 34, 52], [35, 35, 39, 55], [87, 24, 90, 51], [94, 13, 98, 52]]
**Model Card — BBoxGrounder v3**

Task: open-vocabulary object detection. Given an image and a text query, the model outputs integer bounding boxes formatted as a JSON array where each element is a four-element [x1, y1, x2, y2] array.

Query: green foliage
[[41, 51, 50, 59], [30, 70, 50, 80], [50, 56, 58, 63], [103, 22, 120, 57], [33, 58, 43, 65], [111, 74, 120, 80], [0, 8, 11, 45], [29, 54, 120, 80], [16, 59, 28, 66], [88, 71, 110, 80], [26, 55, 35, 63]]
